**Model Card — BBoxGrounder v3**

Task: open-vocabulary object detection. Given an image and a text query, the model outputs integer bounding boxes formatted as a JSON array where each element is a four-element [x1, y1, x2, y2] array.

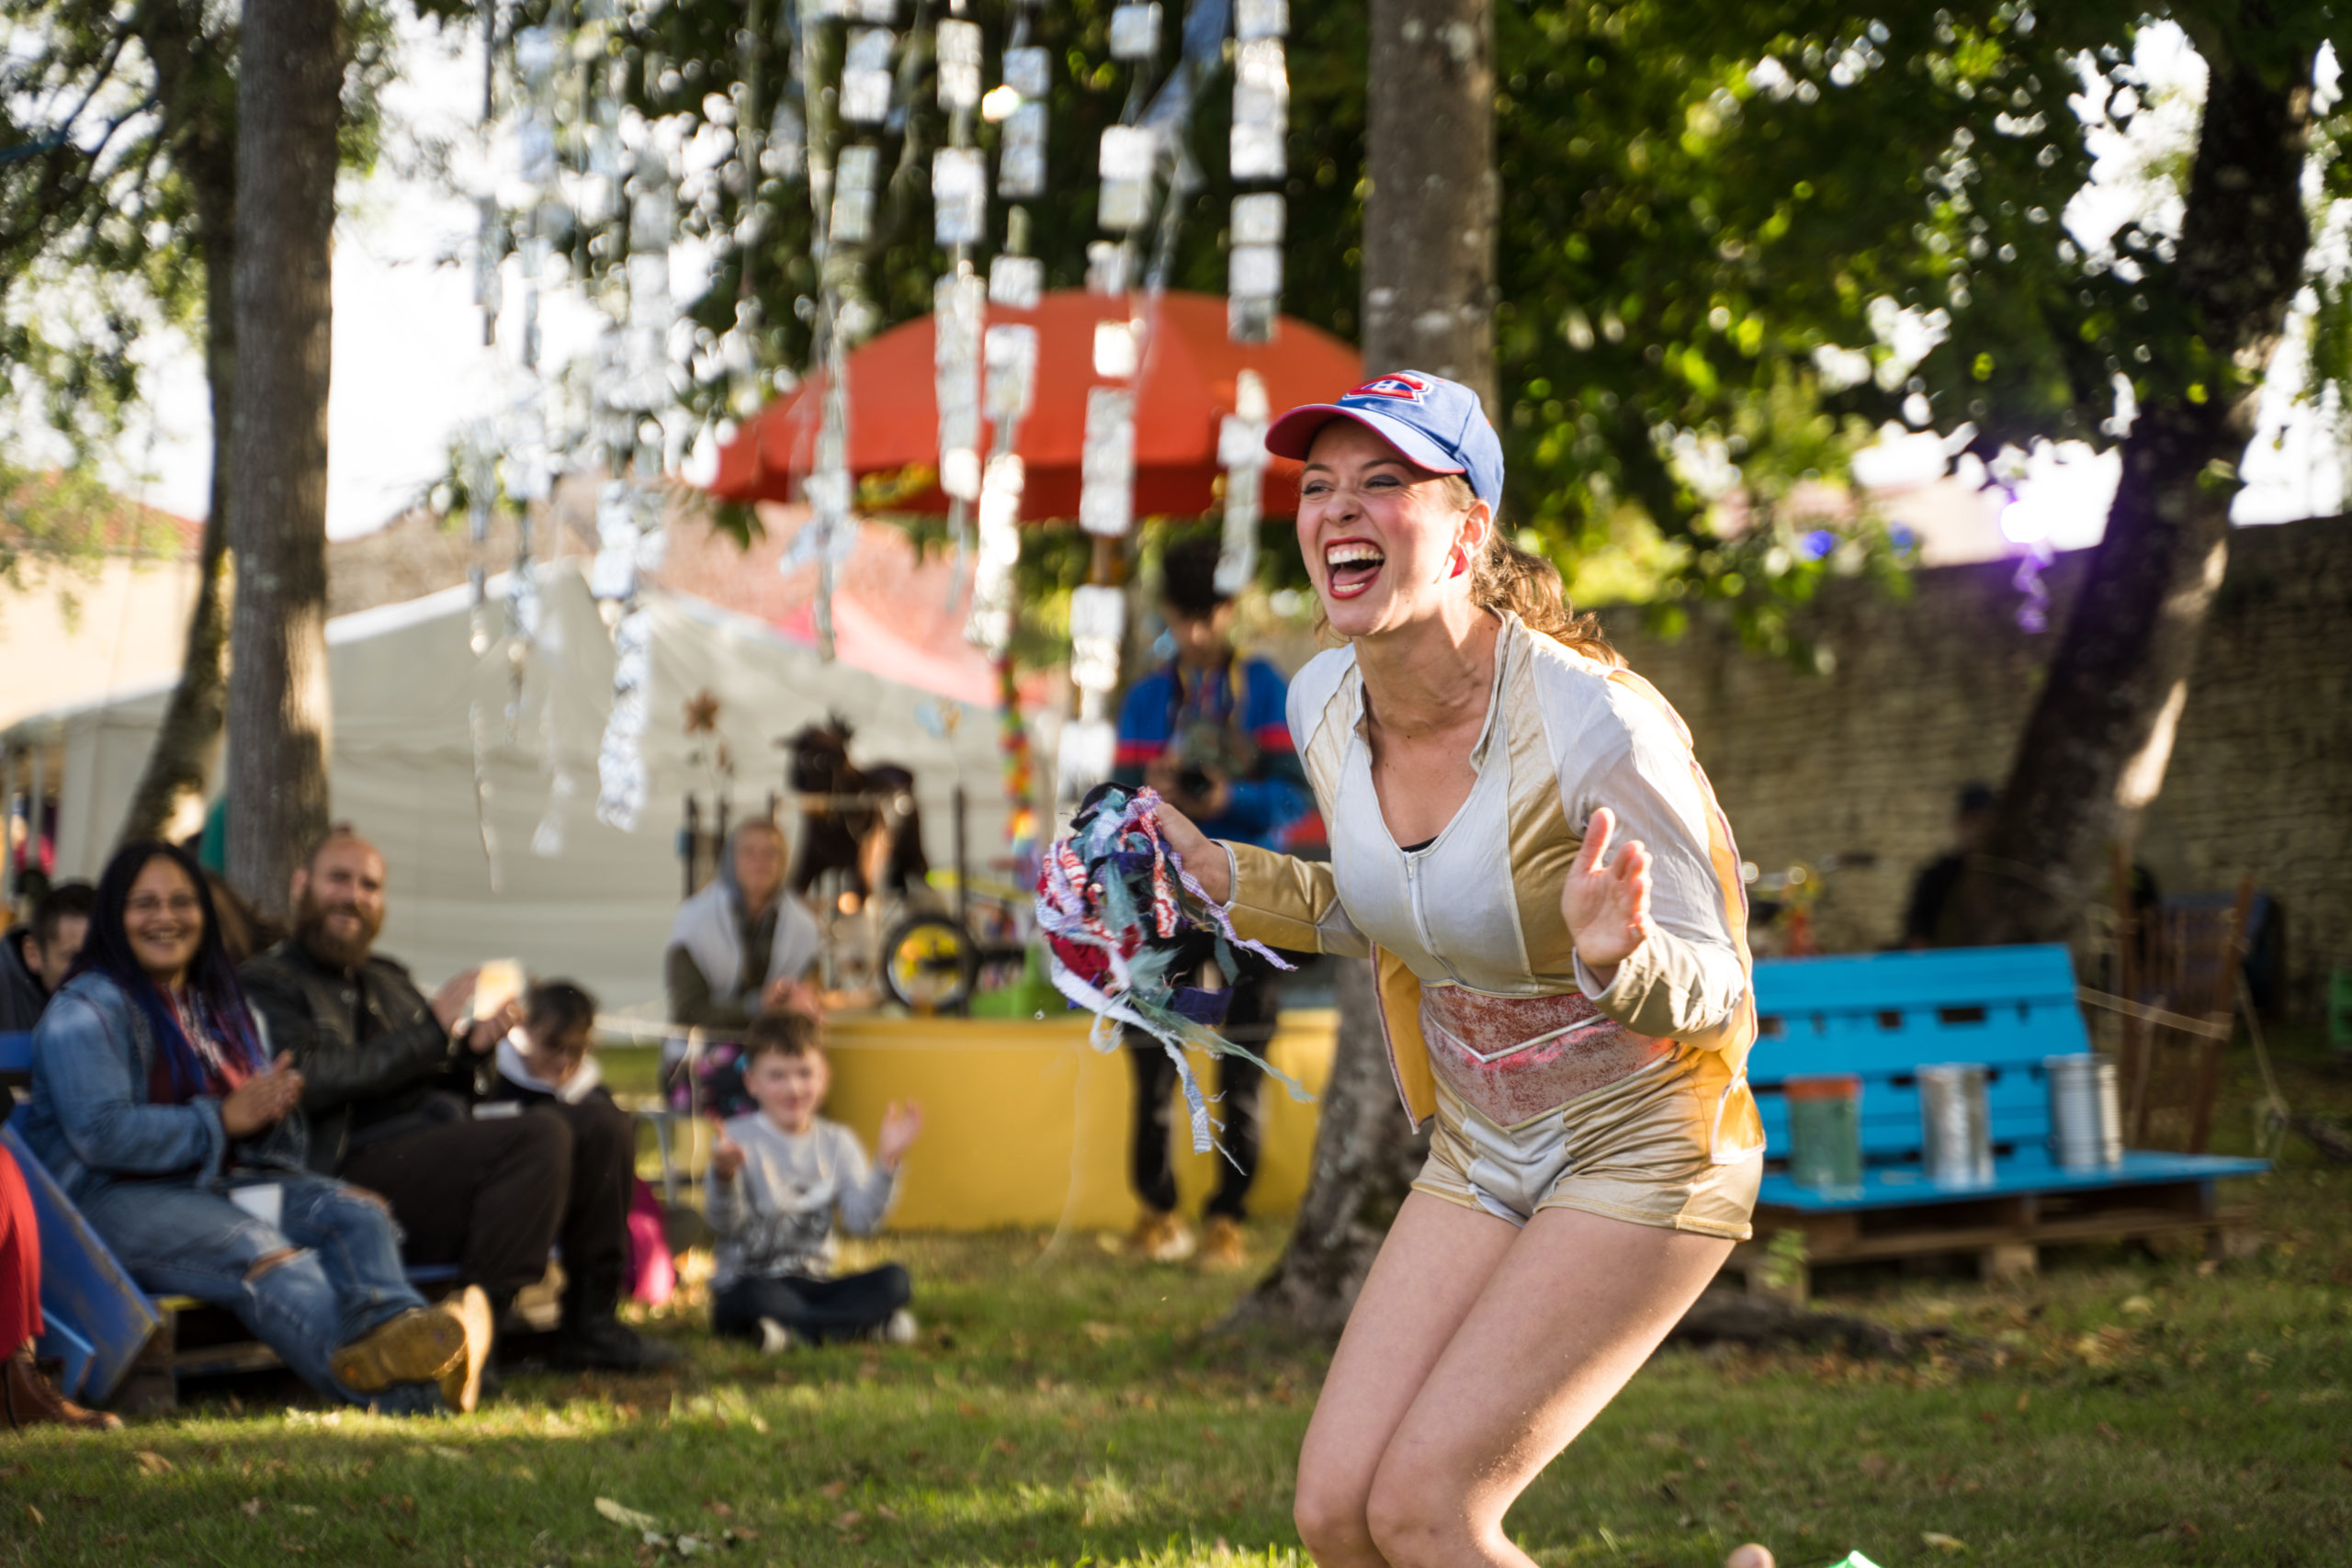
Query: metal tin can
[[1786, 1074, 1863, 1190], [1917, 1064, 1993, 1187], [2045, 1052, 2122, 1169]]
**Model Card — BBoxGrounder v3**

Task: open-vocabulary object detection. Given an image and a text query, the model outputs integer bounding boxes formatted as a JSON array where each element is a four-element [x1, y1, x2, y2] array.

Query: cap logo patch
[[1345, 373, 1430, 403]]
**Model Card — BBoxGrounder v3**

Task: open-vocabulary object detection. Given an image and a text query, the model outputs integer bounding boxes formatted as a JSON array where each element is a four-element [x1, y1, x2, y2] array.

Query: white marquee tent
[[4, 567, 1016, 1014]]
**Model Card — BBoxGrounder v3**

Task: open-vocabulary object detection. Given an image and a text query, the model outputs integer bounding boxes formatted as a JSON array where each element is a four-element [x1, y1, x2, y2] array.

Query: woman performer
[[1154, 372, 1766, 1568]]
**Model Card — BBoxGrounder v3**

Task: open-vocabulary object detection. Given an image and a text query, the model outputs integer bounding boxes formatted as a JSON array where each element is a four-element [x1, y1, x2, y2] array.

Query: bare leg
[[1293, 1194, 1518, 1567], [1364, 1205, 1735, 1568]]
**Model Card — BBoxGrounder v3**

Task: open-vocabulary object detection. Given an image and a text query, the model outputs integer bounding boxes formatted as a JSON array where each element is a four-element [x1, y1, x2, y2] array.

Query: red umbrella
[[707, 289, 1362, 521]]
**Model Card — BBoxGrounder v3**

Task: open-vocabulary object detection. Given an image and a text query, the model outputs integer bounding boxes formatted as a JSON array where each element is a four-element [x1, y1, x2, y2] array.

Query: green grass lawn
[[5, 1035, 2348, 1568]]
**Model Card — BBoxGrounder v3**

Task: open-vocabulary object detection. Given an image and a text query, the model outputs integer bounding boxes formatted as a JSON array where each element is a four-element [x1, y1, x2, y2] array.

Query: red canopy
[[707, 289, 1362, 522]]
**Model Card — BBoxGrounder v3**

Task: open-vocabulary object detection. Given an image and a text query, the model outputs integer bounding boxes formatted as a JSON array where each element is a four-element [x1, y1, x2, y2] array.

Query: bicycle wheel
[[883, 915, 975, 1010]]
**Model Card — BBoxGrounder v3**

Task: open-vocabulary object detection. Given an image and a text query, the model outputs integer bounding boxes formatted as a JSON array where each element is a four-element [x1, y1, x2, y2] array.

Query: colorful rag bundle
[[1035, 784, 1309, 1154]]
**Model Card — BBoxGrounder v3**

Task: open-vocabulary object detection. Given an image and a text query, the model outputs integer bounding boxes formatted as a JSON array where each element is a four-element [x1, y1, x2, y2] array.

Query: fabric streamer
[[1035, 784, 1311, 1157]]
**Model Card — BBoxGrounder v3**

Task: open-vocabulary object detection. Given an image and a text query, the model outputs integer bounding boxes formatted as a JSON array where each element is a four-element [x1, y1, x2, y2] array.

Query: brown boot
[[3, 1346, 123, 1432], [1198, 1216, 1248, 1271], [437, 1287, 495, 1416], [330, 1304, 468, 1394], [1125, 1210, 1195, 1264]]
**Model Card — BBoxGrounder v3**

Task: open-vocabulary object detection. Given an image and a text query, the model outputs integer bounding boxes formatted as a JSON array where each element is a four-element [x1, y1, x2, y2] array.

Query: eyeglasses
[[125, 893, 203, 918]]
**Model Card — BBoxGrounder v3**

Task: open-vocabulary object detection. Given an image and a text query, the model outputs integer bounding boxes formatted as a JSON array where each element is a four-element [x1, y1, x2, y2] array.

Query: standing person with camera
[[1111, 535, 1314, 1269]]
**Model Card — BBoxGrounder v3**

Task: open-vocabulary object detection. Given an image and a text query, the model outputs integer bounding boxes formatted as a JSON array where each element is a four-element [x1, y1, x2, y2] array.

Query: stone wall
[[1593, 515, 2352, 1019]]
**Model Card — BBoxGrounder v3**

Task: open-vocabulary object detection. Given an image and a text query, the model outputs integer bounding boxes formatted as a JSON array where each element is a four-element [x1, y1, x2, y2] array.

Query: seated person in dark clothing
[[1902, 783, 1996, 949], [1, 881, 94, 1032], [665, 819, 823, 1034], [241, 826, 677, 1373], [476, 978, 671, 1362]]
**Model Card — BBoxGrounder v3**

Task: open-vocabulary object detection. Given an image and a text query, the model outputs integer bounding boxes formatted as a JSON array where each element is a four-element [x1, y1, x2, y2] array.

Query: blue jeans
[[81, 1172, 439, 1413]]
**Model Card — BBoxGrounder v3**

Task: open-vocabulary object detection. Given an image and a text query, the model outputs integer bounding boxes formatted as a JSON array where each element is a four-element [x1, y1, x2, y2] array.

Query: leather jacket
[[240, 939, 471, 1176]]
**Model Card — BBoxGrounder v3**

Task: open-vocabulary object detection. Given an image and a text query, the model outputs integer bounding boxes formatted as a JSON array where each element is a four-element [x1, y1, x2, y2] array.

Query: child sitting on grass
[[707, 1010, 924, 1349]]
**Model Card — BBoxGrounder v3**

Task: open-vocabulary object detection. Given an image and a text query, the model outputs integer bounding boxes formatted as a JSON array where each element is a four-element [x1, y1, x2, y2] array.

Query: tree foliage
[[512, 2, 2341, 660]]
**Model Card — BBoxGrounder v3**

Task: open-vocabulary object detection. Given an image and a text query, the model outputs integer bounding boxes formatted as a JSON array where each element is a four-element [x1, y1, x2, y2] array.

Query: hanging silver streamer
[[1216, 369, 1271, 595]]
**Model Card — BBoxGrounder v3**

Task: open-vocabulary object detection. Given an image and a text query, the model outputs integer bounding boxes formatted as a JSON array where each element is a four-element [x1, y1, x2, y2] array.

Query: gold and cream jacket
[[1219, 613, 1765, 1156]]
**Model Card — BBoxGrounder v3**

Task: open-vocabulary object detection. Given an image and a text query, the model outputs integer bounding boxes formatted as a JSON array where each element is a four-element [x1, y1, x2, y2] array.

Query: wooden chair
[[2110, 863, 2253, 1154]]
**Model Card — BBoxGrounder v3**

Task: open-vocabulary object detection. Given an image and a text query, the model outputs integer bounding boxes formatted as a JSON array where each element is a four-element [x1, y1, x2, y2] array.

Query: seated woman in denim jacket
[[19, 840, 493, 1413]]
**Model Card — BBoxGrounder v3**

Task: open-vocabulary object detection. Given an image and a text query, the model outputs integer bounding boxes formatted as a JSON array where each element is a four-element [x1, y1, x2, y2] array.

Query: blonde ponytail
[[1445, 477, 1621, 667]]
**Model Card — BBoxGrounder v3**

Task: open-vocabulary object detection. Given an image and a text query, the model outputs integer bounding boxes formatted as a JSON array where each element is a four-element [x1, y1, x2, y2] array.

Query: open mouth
[[1323, 539, 1385, 599]]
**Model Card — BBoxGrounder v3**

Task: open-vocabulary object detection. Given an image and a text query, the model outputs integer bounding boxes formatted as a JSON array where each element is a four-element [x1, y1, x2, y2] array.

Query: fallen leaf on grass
[[0, 1462, 27, 1480], [24, 1506, 43, 1527], [133, 1450, 175, 1475], [596, 1497, 662, 1533], [2096, 1422, 2122, 1442], [991, 1437, 1019, 1456], [240, 1497, 264, 1517], [1922, 1531, 1967, 1552], [97, 1535, 128, 1547], [833, 1510, 865, 1530], [282, 1503, 318, 1517], [702, 1500, 734, 1518], [2121, 1295, 2154, 1315], [1857, 1452, 1891, 1479], [818, 1479, 851, 1500]]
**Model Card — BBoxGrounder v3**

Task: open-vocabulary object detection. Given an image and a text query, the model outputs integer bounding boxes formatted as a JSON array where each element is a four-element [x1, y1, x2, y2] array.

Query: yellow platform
[[662, 1010, 1336, 1232]]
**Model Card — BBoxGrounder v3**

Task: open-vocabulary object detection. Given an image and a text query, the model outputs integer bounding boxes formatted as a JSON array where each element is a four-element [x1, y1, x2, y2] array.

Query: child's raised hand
[[876, 1100, 925, 1170], [709, 1128, 746, 1181]]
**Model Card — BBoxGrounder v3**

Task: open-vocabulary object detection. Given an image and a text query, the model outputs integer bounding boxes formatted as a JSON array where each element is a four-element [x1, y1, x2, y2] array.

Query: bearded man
[[241, 826, 678, 1375]]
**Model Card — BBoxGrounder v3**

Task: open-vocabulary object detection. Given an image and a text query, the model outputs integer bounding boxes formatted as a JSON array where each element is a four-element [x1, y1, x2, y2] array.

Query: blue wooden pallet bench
[[3, 1032, 469, 1411], [1735, 945, 2267, 1302]]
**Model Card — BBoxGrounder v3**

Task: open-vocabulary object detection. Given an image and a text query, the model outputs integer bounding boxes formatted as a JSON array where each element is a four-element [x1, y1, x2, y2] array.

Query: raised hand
[[429, 967, 481, 1032], [466, 998, 522, 1055], [709, 1129, 746, 1182], [1561, 807, 1652, 987], [876, 1099, 925, 1171]]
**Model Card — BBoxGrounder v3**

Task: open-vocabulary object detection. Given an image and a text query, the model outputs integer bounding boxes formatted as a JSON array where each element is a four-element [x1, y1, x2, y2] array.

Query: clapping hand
[[221, 1053, 305, 1138], [761, 974, 821, 1019], [1561, 807, 1652, 988], [876, 1100, 925, 1171], [465, 999, 522, 1055]]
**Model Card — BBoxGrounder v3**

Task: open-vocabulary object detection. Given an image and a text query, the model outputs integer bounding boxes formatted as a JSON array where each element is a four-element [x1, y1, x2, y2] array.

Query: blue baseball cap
[[1264, 370, 1504, 508]]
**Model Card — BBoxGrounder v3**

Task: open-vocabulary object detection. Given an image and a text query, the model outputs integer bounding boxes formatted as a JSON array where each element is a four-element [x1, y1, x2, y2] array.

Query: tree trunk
[[1358, 0, 1498, 406], [117, 7, 237, 848], [1232, 0, 1497, 1338], [1942, 48, 2315, 946], [1226, 959, 1425, 1336], [224, 0, 341, 920]]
